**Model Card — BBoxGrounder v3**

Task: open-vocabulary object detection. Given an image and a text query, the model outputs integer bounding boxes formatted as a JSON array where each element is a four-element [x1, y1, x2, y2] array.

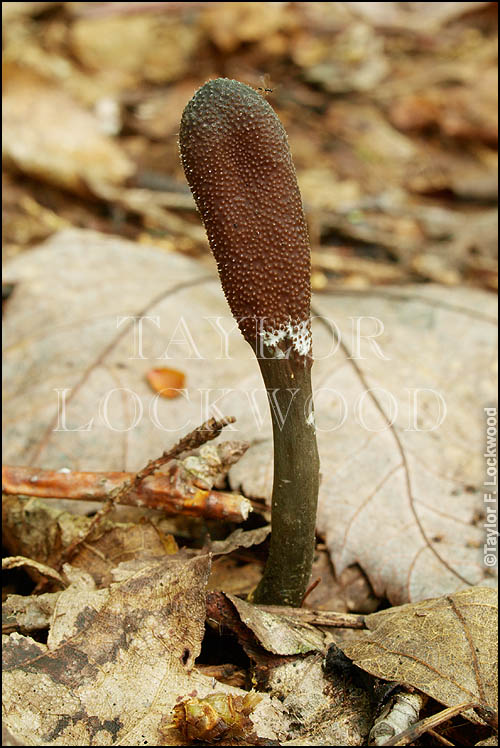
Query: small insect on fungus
[[256, 73, 275, 96]]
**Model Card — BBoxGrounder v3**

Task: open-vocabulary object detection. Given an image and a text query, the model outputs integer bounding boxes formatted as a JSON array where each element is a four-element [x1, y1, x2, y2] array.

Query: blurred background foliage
[[2, 1, 498, 290]]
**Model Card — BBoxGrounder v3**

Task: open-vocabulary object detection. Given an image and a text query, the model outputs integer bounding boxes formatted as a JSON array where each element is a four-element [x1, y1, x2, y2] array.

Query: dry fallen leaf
[[227, 593, 326, 656], [294, 22, 389, 94], [2, 494, 92, 569], [1, 493, 190, 592], [70, 11, 202, 86], [69, 522, 179, 587], [208, 526, 271, 556], [307, 287, 497, 604], [267, 654, 372, 746], [344, 2, 493, 32], [203, 592, 373, 744], [208, 555, 264, 598], [3, 555, 210, 744], [389, 69, 498, 146], [2, 65, 134, 194], [341, 587, 498, 714], [3, 229, 497, 605], [2, 556, 290, 745], [200, 1, 295, 53]]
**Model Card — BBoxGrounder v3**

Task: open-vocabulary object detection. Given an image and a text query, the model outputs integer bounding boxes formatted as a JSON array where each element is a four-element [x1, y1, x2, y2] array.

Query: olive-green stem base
[[252, 355, 320, 607]]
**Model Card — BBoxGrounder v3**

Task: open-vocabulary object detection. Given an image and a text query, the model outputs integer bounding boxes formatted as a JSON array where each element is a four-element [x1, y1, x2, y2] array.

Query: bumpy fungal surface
[[179, 78, 312, 360]]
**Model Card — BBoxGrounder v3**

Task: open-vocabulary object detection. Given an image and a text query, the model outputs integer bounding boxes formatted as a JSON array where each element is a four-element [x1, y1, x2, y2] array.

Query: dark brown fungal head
[[179, 78, 312, 361]]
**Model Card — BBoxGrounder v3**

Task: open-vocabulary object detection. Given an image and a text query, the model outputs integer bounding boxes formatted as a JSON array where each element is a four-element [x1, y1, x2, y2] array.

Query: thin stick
[[426, 729, 455, 746], [301, 577, 321, 606], [256, 604, 366, 629]]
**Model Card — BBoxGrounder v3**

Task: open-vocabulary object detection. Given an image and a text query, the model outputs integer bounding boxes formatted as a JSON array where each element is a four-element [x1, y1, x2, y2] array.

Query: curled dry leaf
[[2, 556, 64, 585], [1, 494, 177, 584], [2, 494, 92, 572], [69, 522, 179, 587], [223, 592, 326, 657], [204, 522, 270, 599], [208, 525, 271, 556]]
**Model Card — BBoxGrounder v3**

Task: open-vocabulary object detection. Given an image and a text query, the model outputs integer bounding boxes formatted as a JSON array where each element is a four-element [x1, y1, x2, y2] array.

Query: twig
[[3, 458, 251, 524], [256, 605, 366, 629], [426, 729, 455, 746], [2, 464, 251, 521], [380, 701, 480, 746], [54, 417, 236, 570], [301, 577, 321, 606]]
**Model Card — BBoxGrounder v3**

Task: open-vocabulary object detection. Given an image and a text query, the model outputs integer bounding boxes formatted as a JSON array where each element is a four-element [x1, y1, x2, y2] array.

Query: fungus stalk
[[180, 78, 320, 606]]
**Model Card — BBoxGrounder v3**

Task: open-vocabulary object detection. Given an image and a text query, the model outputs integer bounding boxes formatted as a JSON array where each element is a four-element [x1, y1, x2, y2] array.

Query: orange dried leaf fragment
[[146, 367, 186, 398]]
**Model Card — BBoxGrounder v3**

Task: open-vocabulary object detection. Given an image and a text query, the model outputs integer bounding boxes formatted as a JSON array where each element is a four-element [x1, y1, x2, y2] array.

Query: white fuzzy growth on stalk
[[260, 319, 312, 358]]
